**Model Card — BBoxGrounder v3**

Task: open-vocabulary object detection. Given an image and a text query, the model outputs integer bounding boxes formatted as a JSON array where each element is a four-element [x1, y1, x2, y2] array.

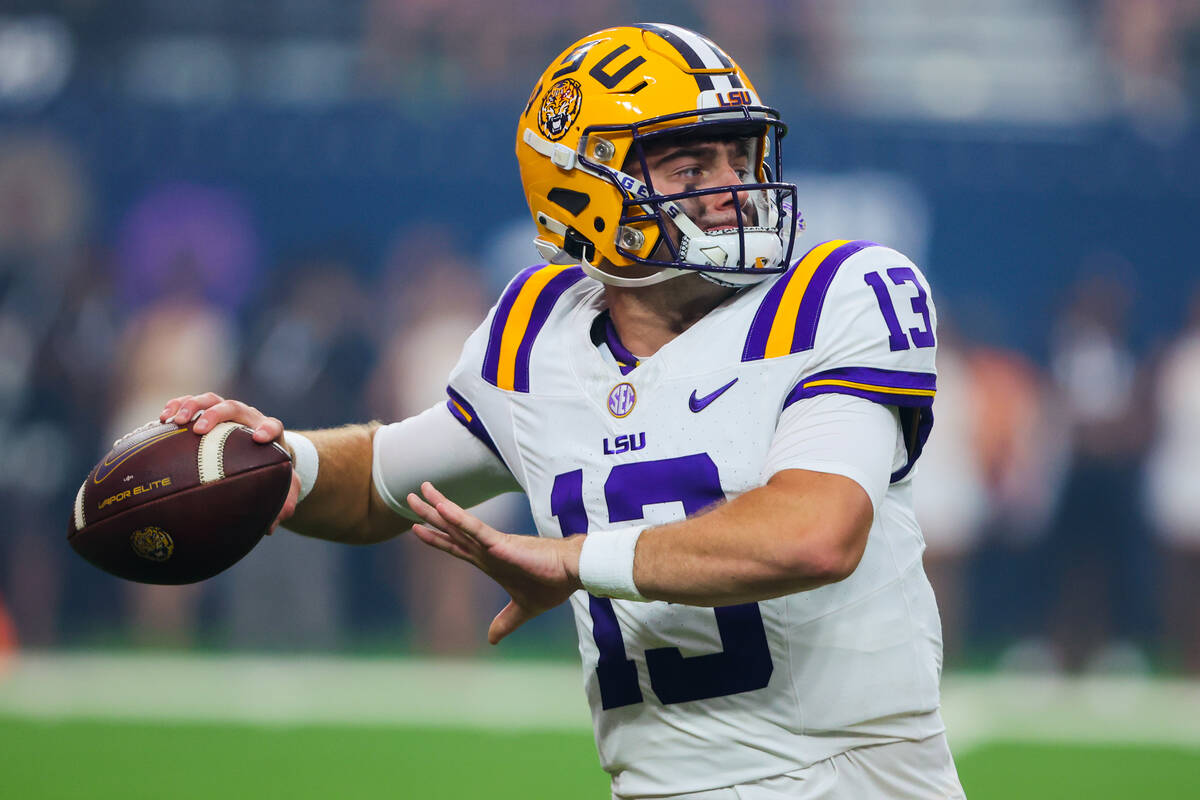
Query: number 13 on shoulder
[[551, 455, 774, 709], [865, 267, 935, 351]]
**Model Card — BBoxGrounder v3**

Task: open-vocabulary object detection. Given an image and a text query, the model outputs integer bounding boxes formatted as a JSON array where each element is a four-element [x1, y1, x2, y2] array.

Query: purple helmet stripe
[[445, 385, 505, 464], [482, 264, 544, 386], [511, 266, 586, 392]]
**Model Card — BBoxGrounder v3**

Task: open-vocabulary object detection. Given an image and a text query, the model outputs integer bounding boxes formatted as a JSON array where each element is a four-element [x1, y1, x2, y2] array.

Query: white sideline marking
[[0, 652, 590, 730], [1, 653, 1199, 751], [941, 674, 1200, 753]]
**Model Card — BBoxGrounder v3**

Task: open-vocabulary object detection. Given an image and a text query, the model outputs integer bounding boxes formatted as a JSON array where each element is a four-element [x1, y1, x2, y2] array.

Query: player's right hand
[[158, 392, 300, 531]]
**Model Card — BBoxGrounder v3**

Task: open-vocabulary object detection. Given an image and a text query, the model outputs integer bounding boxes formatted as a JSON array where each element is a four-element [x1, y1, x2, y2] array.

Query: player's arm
[[624, 392, 895, 605], [409, 393, 896, 642], [159, 393, 516, 545]]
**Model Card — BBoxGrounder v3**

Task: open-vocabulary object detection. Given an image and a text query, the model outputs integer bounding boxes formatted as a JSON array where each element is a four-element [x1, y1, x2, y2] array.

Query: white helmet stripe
[[655, 24, 727, 69], [641, 24, 743, 94]]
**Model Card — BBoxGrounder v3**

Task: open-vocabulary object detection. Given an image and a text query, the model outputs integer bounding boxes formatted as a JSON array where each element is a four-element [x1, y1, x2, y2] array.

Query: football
[[68, 419, 293, 585]]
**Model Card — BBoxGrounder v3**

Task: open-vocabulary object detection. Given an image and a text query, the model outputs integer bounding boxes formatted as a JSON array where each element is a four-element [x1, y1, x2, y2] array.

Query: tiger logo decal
[[131, 526, 174, 562], [538, 79, 583, 142]]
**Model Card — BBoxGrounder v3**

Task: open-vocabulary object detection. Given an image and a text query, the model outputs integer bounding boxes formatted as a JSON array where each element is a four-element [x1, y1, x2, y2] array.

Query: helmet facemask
[[579, 106, 801, 288]]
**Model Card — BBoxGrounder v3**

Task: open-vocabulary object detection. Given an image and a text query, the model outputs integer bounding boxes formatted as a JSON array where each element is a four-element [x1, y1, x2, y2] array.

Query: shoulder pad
[[481, 264, 586, 392], [742, 239, 875, 361]]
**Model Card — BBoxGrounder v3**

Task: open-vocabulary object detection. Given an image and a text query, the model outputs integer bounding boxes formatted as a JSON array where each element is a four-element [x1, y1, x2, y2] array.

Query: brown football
[[68, 419, 293, 585]]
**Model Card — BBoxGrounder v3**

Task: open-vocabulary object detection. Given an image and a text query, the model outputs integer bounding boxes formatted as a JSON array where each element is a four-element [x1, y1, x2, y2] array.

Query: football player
[[162, 24, 964, 799]]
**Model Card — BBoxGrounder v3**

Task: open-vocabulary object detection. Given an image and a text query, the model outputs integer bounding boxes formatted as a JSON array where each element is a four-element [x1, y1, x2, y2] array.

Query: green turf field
[[2, 654, 1198, 798], [1, 718, 1198, 799], [0, 718, 607, 799]]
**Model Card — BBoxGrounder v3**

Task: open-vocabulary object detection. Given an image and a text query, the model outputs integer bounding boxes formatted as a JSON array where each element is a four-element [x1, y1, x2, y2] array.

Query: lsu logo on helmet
[[538, 78, 583, 141]]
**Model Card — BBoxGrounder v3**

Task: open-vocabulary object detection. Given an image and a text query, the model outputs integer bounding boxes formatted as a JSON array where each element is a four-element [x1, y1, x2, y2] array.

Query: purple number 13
[[864, 267, 935, 352], [551, 454, 774, 709]]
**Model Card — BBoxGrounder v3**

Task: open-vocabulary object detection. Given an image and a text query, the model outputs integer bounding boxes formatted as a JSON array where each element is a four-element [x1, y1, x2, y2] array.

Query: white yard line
[[2, 653, 1199, 752], [0, 652, 591, 730], [941, 674, 1200, 753]]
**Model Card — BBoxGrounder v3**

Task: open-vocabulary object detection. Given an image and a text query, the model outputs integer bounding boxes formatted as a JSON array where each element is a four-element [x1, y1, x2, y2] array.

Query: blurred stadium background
[[1, 0, 1199, 796]]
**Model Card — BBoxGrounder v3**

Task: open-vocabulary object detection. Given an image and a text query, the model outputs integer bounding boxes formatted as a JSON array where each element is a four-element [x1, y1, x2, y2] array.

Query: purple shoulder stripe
[[511, 267, 586, 392], [783, 366, 936, 410], [445, 385, 504, 464], [743, 240, 878, 361], [482, 264, 545, 388], [481, 265, 585, 392], [781, 366, 936, 483], [790, 240, 875, 352]]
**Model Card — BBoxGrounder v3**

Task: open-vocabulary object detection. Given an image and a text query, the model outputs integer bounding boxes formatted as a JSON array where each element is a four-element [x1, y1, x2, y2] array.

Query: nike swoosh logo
[[689, 378, 738, 413]]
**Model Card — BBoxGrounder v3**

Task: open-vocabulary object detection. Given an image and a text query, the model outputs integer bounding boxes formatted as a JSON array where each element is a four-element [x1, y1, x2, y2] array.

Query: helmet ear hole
[[593, 217, 605, 232], [548, 188, 590, 216]]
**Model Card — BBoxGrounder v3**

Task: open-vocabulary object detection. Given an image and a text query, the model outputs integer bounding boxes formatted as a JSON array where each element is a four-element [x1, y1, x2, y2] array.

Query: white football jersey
[[444, 240, 944, 797]]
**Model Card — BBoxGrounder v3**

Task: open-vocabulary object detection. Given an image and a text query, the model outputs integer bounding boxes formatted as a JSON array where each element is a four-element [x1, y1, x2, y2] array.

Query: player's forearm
[[285, 423, 405, 544], [575, 471, 873, 606]]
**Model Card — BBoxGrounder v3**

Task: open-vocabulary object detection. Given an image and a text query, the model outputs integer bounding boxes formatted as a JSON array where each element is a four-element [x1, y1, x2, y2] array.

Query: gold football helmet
[[516, 23, 801, 287]]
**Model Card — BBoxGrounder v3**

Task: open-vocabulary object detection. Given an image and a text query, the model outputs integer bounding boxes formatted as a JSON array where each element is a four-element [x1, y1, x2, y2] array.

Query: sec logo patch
[[608, 382, 636, 418]]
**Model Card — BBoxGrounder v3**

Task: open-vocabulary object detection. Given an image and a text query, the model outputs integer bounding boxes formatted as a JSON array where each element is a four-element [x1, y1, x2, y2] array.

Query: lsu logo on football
[[130, 526, 174, 562], [539, 78, 583, 141]]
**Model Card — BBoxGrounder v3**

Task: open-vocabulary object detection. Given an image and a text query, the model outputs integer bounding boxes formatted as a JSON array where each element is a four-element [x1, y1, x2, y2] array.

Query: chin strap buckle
[[523, 128, 577, 171]]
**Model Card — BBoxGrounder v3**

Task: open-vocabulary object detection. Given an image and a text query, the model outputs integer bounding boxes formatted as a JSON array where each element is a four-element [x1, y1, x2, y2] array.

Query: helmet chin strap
[[580, 259, 687, 288]]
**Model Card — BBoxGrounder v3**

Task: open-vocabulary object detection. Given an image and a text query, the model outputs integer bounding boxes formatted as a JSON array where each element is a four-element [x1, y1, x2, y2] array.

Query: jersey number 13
[[551, 454, 774, 710]]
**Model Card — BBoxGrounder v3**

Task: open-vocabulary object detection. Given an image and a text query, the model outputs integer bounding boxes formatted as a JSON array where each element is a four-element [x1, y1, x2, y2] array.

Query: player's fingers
[[421, 482, 500, 547], [411, 524, 475, 563], [488, 601, 531, 645], [406, 491, 453, 534], [159, 396, 191, 421], [252, 415, 285, 443], [194, 398, 264, 434], [170, 391, 224, 425]]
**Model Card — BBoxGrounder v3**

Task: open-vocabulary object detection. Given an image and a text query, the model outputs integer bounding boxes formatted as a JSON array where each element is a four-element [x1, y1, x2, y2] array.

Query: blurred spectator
[[108, 184, 250, 645], [218, 257, 376, 650], [1099, 0, 1199, 138], [115, 183, 259, 313], [360, 0, 630, 101], [366, 225, 521, 654], [0, 132, 94, 646], [914, 322, 988, 665], [1145, 285, 1200, 673], [1039, 266, 1154, 672], [917, 319, 1058, 666]]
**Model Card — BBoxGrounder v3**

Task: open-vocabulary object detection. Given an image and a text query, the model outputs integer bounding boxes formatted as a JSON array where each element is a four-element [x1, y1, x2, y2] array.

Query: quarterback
[[162, 24, 964, 799]]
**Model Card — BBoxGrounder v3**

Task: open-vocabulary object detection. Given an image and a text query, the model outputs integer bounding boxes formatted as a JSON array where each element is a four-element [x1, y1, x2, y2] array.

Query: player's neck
[[603, 274, 738, 357]]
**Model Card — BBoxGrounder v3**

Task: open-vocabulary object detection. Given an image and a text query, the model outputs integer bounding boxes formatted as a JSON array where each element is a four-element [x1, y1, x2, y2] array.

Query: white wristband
[[578, 525, 648, 602], [283, 431, 319, 502]]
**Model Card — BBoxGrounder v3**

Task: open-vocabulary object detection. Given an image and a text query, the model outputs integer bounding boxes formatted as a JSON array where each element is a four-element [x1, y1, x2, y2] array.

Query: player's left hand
[[407, 482, 584, 644]]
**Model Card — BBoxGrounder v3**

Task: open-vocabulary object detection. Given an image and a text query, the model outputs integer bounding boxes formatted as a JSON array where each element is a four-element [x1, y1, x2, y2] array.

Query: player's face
[[628, 136, 760, 241]]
